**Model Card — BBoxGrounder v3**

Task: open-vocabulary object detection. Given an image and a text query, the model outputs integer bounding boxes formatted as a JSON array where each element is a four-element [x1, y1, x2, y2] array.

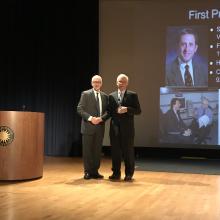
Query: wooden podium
[[0, 111, 45, 180]]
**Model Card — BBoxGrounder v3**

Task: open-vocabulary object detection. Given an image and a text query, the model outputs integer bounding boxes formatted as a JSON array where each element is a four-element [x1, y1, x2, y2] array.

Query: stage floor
[[0, 156, 220, 220]]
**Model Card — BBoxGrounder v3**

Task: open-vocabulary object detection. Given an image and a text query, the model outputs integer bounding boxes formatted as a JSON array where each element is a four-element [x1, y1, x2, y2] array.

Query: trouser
[[110, 124, 135, 176], [82, 132, 103, 175]]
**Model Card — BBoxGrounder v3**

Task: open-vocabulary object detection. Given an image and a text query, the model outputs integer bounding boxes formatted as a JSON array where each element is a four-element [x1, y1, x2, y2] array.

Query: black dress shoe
[[124, 175, 133, 181], [84, 173, 92, 180], [93, 173, 104, 179], [109, 173, 121, 180]]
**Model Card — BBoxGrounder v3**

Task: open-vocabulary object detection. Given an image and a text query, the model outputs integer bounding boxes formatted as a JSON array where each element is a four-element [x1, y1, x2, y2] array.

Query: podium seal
[[0, 126, 14, 147]]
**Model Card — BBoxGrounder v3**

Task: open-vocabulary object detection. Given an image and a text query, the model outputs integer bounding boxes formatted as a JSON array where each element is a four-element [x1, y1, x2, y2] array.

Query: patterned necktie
[[96, 92, 100, 116], [118, 91, 122, 106], [184, 64, 193, 86]]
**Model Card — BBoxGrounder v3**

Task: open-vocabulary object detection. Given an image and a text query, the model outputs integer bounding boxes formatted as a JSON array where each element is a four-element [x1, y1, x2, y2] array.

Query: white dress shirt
[[88, 89, 102, 121], [118, 89, 125, 104], [94, 90, 102, 116]]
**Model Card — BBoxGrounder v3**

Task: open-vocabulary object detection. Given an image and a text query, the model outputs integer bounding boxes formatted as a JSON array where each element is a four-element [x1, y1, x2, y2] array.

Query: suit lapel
[[100, 92, 105, 113], [174, 59, 184, 86], [90, 89, 96, 103], [121, 90, 127, 105], [90, 89, 99, 113], [172, 110, 179, 124], [112, 91, 119, 104], [192, 60, 199, 85]]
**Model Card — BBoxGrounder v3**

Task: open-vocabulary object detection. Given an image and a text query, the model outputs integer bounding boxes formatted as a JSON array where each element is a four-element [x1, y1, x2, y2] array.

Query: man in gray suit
[[77, 75, 109, 180], [166, 28, 207, 87]]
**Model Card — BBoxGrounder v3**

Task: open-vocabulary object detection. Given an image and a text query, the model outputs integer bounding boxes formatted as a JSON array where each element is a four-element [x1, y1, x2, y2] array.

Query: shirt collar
[[118, 89, 125, 95], [93, 88, 100, 93], [178, 58, 193, 69]]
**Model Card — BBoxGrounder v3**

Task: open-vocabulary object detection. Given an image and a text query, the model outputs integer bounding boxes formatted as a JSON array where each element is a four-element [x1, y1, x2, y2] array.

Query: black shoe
[[109, 173, 121, 180], [93, 173, 104, 179], [124, 175, 133, 181], [84, 173, 92, 180]]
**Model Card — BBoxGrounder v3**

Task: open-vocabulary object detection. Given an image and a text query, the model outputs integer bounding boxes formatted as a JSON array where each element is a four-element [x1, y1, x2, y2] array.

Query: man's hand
[[183, 129, 192, 136], [117, 106, 128, 114], [91, 117, 103, 125], [96, 117, 103, 123]]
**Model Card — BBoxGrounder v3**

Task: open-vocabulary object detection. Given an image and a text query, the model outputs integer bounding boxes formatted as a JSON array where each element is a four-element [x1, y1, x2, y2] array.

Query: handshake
[[91, 117, 103, 125]]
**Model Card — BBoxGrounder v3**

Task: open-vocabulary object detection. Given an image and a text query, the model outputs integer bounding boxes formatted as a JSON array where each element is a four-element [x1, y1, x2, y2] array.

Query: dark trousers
[[82, 132, 103, 175], [110, 124, 135, 176]]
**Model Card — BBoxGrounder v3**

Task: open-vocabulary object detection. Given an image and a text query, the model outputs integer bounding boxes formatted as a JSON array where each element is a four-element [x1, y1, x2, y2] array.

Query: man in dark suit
[[108, 74, 141, 181], [164, 98, 193, 144], [166, 28, 207, 87], [77, 75, 109, 180]]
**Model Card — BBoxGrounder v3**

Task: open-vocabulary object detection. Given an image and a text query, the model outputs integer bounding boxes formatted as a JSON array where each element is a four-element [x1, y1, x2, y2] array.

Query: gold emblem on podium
[[0, 126, 14, 147]]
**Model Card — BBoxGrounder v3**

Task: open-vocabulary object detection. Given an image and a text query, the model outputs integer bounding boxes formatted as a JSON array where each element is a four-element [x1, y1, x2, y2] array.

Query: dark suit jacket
[[164, 109, 187, 134], [166, 57, 207, 87], [77, 89, 109, 135], [108, 90, 141, 137]]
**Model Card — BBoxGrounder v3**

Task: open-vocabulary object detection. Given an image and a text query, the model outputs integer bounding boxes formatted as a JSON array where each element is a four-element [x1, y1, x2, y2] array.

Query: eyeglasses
[[92, 81, 102, 83]]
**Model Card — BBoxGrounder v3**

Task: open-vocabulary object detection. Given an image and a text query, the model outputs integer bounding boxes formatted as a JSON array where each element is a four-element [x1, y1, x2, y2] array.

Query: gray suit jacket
[[166, 57, 208, 87], [77, 89, 109, 135]]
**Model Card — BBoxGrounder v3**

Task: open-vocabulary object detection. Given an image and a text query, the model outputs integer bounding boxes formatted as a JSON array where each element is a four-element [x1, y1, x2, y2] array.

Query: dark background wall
[[0, 1, 99, 156]]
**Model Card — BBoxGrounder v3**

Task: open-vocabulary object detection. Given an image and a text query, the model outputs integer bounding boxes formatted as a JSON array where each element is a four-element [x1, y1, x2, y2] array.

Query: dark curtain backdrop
[[0, 1, 99, 156]]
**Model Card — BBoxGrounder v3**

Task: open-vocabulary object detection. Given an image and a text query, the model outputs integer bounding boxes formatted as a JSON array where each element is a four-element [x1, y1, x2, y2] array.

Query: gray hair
[[91, 75, 102, 82], [117, 73, 129, 82]]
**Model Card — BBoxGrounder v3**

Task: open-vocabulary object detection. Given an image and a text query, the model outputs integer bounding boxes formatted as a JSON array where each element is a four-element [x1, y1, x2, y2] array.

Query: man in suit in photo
[[164, 98, 193, 144], [166, 28, 207, 87], [108, 74, 141, 181], [77, 75, 109, 180]]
